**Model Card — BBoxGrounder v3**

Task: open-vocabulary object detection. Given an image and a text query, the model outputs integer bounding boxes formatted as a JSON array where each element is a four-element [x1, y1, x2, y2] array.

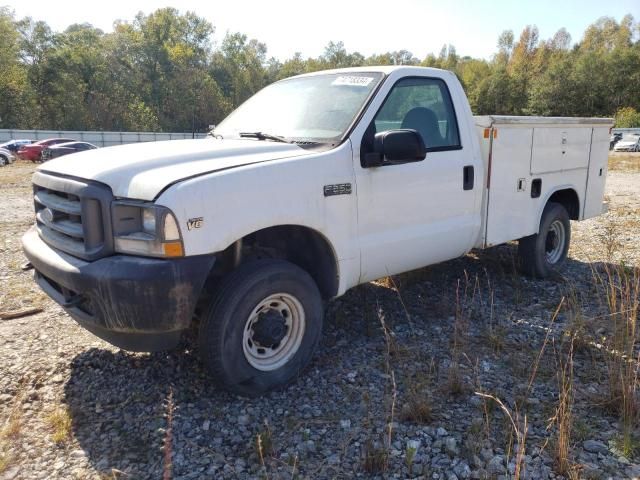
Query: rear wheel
[[198, 259, 323, 396], [518, 202, 571, 278], [0, 155, 7, 166]]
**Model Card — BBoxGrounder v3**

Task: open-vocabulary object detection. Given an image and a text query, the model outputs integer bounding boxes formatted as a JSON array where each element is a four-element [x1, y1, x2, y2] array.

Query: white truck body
[[37, 66, 611, 294], [22, 66, 612, 394]]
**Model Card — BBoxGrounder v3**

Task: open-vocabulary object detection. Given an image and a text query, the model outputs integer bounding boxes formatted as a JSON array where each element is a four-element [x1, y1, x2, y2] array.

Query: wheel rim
[[545, 220, 566, 264], [242, 293, 306, 371]]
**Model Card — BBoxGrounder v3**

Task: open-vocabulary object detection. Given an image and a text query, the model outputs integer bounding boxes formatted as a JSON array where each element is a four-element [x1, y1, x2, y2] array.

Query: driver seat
[[401, 107, 443, 148]]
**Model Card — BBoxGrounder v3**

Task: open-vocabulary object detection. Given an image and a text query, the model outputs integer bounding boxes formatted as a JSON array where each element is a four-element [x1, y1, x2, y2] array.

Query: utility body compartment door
[[583, 127, 609, 219], [530, 128, 591, 174], [483, 126, 539, 247]]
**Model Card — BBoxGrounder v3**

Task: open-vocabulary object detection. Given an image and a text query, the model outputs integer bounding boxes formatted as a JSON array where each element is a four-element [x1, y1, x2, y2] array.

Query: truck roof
[[289, 65, 454, 79]]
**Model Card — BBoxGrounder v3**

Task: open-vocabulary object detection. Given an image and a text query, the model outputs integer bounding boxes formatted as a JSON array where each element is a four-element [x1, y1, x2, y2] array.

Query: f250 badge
[[187, 217, 203, 230], [323, 183, 352, 197]]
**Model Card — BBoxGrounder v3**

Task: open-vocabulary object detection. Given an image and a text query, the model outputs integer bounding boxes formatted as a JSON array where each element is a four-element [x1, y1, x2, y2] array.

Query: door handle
[[463, 165, 474, 191]]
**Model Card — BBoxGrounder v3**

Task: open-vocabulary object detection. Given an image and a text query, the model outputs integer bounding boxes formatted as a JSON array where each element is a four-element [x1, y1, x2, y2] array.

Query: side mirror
[[362, 129, 427, 168]]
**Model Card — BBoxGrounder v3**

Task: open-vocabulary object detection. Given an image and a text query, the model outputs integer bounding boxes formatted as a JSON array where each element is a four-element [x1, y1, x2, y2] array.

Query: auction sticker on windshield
[[332, 76, 375, 87]]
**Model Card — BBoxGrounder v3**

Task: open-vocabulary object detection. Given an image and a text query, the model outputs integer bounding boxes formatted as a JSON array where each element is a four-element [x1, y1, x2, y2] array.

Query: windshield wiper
[[239, 132, 289, 143]]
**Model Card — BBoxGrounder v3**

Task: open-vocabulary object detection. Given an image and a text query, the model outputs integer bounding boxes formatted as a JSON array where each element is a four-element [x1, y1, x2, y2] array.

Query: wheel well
[[216, 225, 339, 300], [548, 189, 580, 220]]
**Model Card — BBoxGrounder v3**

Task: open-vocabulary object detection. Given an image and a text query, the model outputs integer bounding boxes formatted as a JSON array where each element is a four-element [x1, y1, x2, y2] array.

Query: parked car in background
[[613, 133, 640, 152], [0, 139, 33, 153], [609, 132, 622, 150], [41, 141, 98, 161], [18, 138, 75, 162], [0, 147, 15, 166]]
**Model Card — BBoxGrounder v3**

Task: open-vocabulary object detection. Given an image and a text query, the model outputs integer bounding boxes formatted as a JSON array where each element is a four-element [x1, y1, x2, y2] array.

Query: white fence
[[0, 129, 207, 147], [613, 128, 640, 135]]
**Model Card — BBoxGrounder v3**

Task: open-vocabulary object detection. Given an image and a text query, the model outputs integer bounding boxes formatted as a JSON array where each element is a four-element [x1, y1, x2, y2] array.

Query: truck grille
[[32, 171, 114, 260]]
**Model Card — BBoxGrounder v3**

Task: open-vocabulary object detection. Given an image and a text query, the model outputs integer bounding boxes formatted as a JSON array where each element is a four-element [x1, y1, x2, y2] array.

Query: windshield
[[214, 72, 384, 143]]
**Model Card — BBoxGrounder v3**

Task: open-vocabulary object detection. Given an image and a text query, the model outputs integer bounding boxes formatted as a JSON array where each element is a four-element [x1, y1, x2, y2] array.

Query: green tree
[[211, 32, 268, 109], [15, 16, 56, 128], [528, 56, 578, 115], [321, 41, 365, 68], [0, 8, 30, 128], [615, 107, 640, 128], [473, 67, 521, 114], [1, 8, 639, 131]]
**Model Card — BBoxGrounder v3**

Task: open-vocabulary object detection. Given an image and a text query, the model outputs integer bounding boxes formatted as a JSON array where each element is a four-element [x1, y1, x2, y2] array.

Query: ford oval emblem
[[41, 208, 54, 223]]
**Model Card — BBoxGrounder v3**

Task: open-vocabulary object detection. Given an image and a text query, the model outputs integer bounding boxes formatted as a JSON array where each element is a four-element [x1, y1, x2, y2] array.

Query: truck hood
[[38, 138, 311, 200]]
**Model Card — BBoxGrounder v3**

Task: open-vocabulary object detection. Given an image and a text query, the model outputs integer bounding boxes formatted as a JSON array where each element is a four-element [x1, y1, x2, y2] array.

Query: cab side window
[[373, 77, 461, 151]]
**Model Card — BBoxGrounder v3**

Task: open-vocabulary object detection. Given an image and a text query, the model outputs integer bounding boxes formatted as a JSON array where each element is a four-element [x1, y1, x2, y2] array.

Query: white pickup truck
[[22, 66, 611, 395]]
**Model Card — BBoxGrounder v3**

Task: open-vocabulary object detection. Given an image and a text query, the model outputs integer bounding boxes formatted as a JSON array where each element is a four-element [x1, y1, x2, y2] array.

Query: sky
[[3, 0, 639, 61]]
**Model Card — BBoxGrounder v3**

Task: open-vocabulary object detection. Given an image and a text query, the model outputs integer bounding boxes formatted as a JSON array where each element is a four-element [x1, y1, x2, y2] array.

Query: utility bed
[[474, 116, 611, 248]]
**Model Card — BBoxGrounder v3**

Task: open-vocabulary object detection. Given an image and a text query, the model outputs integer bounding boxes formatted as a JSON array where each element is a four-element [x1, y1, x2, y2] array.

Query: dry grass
[[0, 418, 21, 442], [361, 305, 398, 474], [597, 217, 623, 263], [0, 423, 17, 474], [443, 276, 474, 396], [256, 420, 274, 465], [592, 264, 640, 456], [0, 161, 48, 313], [608, 152, 640, 173], [162, 388, 174, 480], [0, 451, 11, 475], [473, 300, 564, 479], [0, 285, 48, 314], [401, 356, 437, 424], [400, 390, 433, 424], [0, 160, 38, 184], [476, 392, 528, 479], [0, 382, 28, 474], [47, 407, 73, 444], [361, 438, 389, 474], [550, 339, 576, 477]]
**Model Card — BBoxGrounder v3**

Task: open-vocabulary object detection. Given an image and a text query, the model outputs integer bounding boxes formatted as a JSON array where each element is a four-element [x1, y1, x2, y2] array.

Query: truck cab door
[[350, 71, 483, 283]]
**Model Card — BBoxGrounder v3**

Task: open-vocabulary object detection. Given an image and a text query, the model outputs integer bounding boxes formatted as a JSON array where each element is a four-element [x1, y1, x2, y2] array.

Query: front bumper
[[18, 149, 40, 161], [22, 227, 215, 351]]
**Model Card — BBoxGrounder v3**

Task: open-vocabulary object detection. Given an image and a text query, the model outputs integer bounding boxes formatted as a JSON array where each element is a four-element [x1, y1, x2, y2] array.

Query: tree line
[[1, 7, 639, 133]]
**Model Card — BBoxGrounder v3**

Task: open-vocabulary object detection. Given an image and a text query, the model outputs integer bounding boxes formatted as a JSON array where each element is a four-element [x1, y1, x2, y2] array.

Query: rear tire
[[518, 202, 571, 278], [198, 259, 323, 396]]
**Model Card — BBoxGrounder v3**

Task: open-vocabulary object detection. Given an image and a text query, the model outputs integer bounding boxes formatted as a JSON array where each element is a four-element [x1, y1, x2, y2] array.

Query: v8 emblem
[[187, 217, 203, 230]]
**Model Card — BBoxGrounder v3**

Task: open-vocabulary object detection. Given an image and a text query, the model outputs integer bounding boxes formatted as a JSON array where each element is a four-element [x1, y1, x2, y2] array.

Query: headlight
[[142, 208, 156, 234], [112, 202, 184, 258]]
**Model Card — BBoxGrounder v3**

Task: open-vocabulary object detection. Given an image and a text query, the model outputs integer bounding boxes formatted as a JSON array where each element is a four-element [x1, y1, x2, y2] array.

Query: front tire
[[518, 202, 571, 278], [198, 259, 323, 396]]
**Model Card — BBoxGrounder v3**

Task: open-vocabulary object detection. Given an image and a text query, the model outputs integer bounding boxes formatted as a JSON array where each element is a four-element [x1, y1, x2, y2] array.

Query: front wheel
[[518, 202, 571, 278], [198, 259, 323, 396]]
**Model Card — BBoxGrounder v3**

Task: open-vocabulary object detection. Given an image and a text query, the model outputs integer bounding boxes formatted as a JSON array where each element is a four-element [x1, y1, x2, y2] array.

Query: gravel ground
[[1, 156, 640, 480]]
